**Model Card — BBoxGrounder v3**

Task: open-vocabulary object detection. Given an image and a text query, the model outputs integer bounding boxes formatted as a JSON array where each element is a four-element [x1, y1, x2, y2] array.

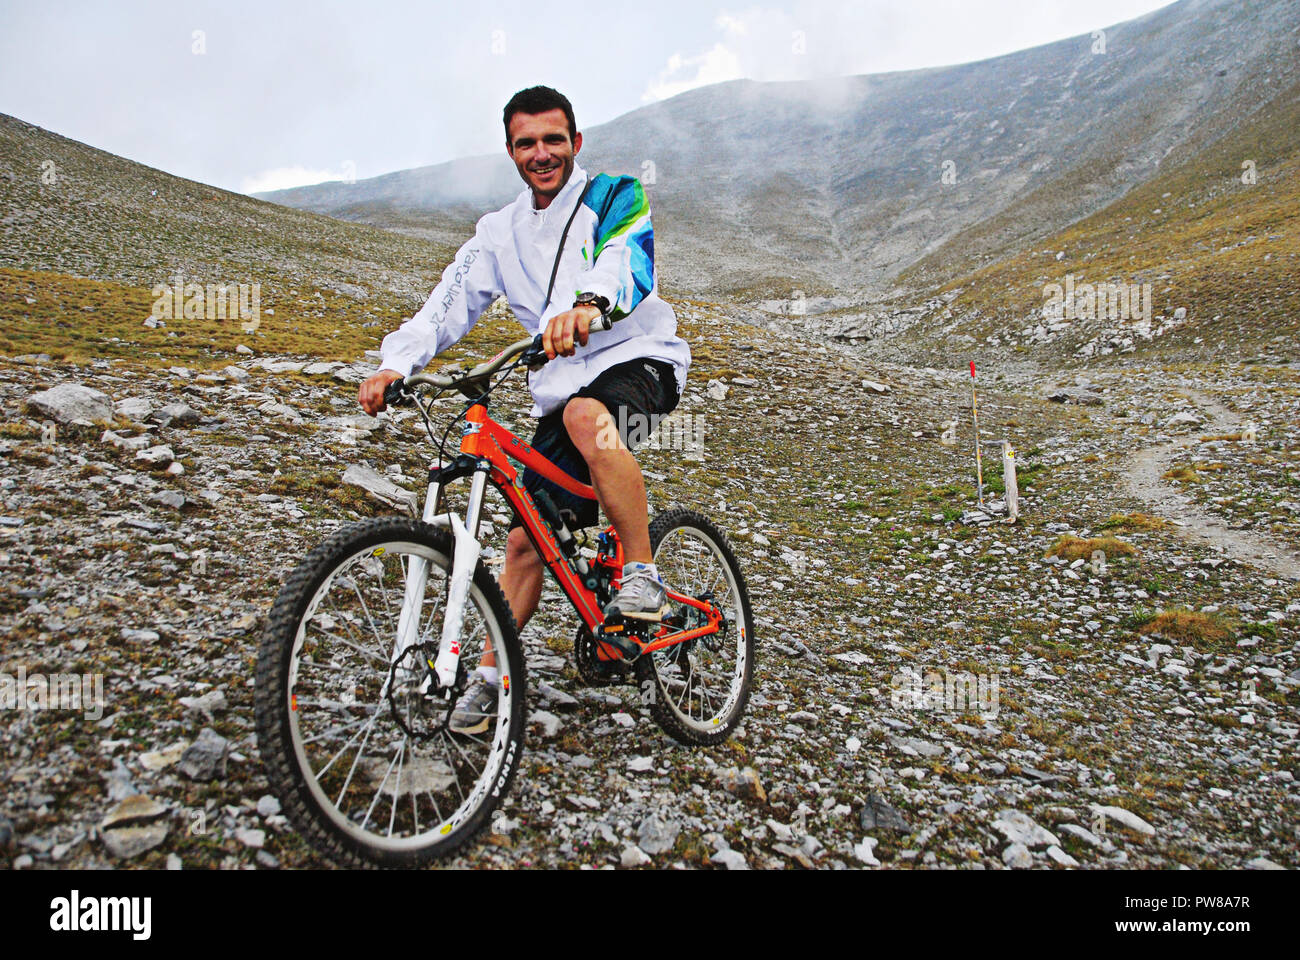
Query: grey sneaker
[[448, 674, 498, 736], [603, 566, 668, 622]]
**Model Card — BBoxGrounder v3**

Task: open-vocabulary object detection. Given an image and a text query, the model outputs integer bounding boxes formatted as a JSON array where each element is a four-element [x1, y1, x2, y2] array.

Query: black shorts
[[511, 358, 680, 531]]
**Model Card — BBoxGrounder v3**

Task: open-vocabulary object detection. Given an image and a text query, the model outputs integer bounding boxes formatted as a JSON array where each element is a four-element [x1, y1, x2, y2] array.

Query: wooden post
[[1001, 440, 1019, 522], [970, 362, 984, 507]]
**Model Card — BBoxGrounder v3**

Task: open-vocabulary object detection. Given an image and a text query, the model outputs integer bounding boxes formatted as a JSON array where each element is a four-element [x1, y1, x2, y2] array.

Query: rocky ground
[[1, 298, 1296, 871]]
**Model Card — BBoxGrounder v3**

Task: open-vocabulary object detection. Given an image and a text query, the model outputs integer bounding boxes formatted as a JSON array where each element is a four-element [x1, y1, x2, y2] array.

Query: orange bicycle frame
[[442, 401, 720, 653]]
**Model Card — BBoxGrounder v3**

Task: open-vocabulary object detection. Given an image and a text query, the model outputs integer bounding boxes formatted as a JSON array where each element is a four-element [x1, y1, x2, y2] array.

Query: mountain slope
[[257, 0, 1300, 306], [0, 113, 459, 362], [849, 70, 1300, 366]]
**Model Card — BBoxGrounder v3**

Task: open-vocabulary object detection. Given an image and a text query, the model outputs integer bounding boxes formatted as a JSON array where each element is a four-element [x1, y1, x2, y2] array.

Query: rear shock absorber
[[533, 489, 591, 578]]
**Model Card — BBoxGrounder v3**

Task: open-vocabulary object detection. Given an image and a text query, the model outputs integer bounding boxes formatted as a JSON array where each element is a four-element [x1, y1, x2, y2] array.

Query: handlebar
[[385, 312, 615, 404]]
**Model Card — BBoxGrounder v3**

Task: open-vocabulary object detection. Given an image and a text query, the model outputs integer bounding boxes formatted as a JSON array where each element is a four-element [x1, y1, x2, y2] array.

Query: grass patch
[[979, 456, 1048, 495], [1138, 609, 1235, 646], [1120, 607, 1157, 631], [1099, 513, 1168, 531], [1045, 535, 1137, 561], [1163, 465, 1200, 483], [0, 266, 424, 367], [1201, 433, 1245, 442], [0, 421, 41, 439]]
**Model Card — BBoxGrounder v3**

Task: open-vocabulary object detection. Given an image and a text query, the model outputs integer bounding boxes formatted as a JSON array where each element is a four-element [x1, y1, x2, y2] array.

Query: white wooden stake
[[970, 362, 984, 506], [1001, 440, 1019, 522]]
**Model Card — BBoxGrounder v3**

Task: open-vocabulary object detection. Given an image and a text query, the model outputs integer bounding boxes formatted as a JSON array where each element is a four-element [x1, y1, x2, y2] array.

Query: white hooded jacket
[[379, 163, 690, 417]]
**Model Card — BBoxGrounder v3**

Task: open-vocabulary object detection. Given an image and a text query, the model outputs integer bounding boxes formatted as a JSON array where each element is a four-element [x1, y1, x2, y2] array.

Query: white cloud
[[640, 1, 1178, 105], [715, 12, 750, 36], [641, 7, 822, 102], [239, 165, 352, 195], [641, 41, 745, 102]]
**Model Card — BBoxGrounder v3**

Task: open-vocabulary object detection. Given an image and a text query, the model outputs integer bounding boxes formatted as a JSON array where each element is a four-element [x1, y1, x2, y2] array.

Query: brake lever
[[521, 334, 548, 372], [522, 311, 615, 372], [382, 377, 413, 408]]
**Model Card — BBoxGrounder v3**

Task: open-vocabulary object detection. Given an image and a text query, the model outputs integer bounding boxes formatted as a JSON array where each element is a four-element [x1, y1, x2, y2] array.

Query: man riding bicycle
[[358, 85, 690, 734]]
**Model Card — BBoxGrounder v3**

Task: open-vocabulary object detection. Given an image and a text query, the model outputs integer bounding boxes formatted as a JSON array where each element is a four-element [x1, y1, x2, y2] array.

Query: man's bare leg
[[478, 526, 543, 670], [477, 397, 651, 667], [562, 397, 653, 563]]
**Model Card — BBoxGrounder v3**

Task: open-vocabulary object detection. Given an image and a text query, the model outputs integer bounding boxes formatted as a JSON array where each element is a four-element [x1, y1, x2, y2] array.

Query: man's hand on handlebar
[[358, 368, 405, 416], [543, 305, 603, 360], [358, 310, 612, 412]]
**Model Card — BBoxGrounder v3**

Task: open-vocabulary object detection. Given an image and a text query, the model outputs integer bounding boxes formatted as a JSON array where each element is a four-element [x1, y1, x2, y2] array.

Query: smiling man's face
[[506, 108, 582, 209]]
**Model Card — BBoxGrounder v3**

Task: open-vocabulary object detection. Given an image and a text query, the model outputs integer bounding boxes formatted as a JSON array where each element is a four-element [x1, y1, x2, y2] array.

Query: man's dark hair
[[503, 86, 577, 145]]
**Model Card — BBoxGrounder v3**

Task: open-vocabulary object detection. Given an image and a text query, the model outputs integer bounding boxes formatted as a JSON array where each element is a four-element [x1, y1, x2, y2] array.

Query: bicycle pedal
[[597, 618, 648, 661]]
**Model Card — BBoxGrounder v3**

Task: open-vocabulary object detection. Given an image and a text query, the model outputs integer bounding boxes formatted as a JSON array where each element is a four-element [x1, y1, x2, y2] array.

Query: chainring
[[573, 625, 634, 686]]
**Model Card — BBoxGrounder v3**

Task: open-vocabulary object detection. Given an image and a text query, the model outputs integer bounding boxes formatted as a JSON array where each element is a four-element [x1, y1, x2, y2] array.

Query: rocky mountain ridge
[[258, 0, 1300, 317]]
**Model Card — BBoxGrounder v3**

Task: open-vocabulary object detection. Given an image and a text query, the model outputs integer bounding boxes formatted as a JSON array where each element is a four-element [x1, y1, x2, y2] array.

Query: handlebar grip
[[382, 377, 410, 408], [522, 314, 614, 372], [522, 334, 548, 371]]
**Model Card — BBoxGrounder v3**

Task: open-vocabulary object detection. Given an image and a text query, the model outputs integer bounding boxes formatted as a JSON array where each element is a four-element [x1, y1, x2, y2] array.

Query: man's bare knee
[[564, 397, 618, 460], [504, 526, 540, 567]]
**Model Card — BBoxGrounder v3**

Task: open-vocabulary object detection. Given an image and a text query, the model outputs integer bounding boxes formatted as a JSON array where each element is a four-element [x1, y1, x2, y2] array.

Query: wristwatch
[[573, 292, 611, 316]]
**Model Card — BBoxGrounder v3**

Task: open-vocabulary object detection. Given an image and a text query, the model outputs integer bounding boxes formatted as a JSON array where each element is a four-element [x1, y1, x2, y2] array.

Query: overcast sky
[[0, 0, 1174, 195]]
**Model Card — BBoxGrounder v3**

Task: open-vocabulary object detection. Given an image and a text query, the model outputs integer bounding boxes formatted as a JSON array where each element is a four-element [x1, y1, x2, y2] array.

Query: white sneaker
[[603, 565, 668, 622], [448, 674, 498, 736]]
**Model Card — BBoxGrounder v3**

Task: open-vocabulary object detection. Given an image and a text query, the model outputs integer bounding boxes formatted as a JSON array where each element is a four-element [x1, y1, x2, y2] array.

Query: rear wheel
[[635, 508, 755, 745], [255, 516, 525, 867]]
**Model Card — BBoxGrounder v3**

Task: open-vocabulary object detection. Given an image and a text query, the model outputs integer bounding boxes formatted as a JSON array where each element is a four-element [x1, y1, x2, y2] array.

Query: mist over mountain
[[257, 0, 1300, 308]]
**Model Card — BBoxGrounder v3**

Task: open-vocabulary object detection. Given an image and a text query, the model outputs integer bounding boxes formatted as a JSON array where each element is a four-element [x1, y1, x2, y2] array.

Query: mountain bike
[[254, 320, 755, 867]]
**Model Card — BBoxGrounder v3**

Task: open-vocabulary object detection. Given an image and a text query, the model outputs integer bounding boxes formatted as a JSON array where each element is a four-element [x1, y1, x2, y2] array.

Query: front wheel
[[636, 508, 755, 745], [254, 516, 526, 867]]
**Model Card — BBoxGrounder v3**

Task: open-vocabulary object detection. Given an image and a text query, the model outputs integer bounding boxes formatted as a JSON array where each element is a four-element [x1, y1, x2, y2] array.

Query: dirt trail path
[[1122, 389, 1300, 581]]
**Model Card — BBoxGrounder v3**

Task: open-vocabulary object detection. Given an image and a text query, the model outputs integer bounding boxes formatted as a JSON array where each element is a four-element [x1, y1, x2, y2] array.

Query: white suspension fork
[[391, 468, 488, 690]]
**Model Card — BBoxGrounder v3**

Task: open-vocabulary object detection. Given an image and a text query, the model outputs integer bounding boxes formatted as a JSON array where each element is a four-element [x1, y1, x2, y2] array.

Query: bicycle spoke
[[696, 664, 715, 718], [424, 781, 446, 825], [376, 555, 400, 635], [360, 740, 403, 833], [702, 565, 723, 599], [315, 700, 383, 781], [332, 706, 382, 808], [440, 732, 476, 806], [263, 519, 525, 864], [410, 739, 421, 835], [301, 714, 369, 746], [349, 578, 387, 657], [296, 658, 350, 673], [325, 594, 386, 662], [387, 739, 406, 838], [438, 734, 465, 804], [308, 625, 389, 666]]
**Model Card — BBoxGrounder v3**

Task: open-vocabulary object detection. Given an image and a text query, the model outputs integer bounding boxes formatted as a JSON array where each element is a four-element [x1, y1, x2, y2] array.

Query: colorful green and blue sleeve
[[580, 174, 655, 321]]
